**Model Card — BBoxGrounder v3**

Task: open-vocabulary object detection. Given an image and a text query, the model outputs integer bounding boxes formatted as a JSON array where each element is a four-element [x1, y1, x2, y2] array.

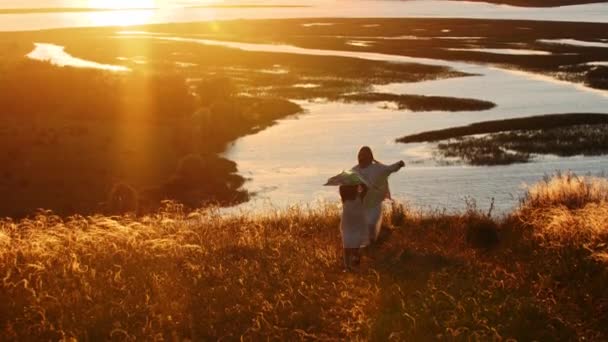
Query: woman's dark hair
[[358, 146, 375, 167], [339, 184, 368, 203]]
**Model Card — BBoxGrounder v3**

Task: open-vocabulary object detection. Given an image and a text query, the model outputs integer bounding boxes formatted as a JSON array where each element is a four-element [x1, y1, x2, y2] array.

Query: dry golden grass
[[509, 173, 608, 341], [520, 171, 608, 210], [518, 172, 608, 260], [1, 174, 608, 340], [0, 203, 373, 340]]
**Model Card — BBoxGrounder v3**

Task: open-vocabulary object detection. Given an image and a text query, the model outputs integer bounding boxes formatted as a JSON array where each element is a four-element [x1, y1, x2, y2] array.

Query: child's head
[[339, 184, 367, 202]]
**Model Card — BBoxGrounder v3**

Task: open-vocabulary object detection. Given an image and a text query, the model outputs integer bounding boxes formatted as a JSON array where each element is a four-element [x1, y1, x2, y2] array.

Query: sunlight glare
[[85, 10, 154, 26], [88, 0, 158, 9], [85, 0, 158, 26]]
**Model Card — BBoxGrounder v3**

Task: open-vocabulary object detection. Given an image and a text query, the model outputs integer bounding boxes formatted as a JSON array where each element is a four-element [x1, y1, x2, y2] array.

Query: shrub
[[106, 183, 139, 214], [158, 154, 248, 208], [465, 214, 500, 249]]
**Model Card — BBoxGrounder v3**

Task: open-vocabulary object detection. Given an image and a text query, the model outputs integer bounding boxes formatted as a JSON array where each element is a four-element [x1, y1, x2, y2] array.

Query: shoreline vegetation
[[1, 173, 607, 340], [341, 92, 496, 111], [397, 113, 608, 143], [397, 113, 608, 165]]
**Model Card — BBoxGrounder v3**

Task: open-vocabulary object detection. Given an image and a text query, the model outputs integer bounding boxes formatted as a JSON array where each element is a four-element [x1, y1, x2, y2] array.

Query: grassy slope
[[1, 173, 607, 340]]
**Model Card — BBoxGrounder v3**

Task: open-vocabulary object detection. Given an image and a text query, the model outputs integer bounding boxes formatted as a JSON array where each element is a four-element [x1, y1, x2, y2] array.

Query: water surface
[[27, 43, 130, 71]]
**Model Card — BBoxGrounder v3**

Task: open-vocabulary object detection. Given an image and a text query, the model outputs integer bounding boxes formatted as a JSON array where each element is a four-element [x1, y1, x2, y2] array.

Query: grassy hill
[[1, 172, 607, 340]]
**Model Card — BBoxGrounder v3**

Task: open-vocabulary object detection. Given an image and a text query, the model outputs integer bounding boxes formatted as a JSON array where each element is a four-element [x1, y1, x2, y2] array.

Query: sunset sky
[[0, 0, 258, 8]]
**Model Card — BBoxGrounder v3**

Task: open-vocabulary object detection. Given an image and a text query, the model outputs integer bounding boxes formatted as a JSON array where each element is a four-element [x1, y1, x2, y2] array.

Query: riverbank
[[1, 173, 606, 340]]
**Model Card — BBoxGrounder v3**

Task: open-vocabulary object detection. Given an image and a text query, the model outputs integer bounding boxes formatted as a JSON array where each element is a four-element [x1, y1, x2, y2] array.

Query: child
[[339, 184, 367, 271]]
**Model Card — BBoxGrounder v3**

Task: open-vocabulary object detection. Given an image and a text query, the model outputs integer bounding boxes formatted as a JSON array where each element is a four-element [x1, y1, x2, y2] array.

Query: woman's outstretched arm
[[385, 160, 406, 174]]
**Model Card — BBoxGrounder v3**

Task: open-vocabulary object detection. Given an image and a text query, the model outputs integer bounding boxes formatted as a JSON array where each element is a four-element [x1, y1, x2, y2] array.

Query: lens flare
[[88, 0, 157, 9]]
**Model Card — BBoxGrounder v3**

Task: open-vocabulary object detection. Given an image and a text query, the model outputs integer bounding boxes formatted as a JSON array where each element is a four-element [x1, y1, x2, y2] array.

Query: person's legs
[[352, 248, 361, 266], [343, 248, 351, 270], [343, 248, 359, 271]]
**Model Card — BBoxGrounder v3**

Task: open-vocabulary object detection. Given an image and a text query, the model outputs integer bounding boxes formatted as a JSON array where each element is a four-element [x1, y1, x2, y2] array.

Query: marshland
[[0, 0, 607, 340]]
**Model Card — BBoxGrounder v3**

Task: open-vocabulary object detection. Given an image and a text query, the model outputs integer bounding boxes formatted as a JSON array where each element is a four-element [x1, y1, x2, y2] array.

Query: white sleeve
[[385, 162, 403, 174]]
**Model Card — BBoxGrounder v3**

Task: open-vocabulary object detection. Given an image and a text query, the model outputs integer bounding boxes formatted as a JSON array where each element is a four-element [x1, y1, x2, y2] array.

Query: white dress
[[340, 199, 367, 249], [352, 162, 403, 244]]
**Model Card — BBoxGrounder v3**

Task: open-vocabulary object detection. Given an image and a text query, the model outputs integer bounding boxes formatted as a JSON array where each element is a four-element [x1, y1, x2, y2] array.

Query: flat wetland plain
[[0, 21, 471, 216], [0, 17, 607, 216], [120, 18, 608, 90]]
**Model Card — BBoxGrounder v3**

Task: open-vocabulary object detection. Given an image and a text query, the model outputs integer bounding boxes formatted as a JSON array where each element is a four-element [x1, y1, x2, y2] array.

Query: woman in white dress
[[352, 146, 405, 246]]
